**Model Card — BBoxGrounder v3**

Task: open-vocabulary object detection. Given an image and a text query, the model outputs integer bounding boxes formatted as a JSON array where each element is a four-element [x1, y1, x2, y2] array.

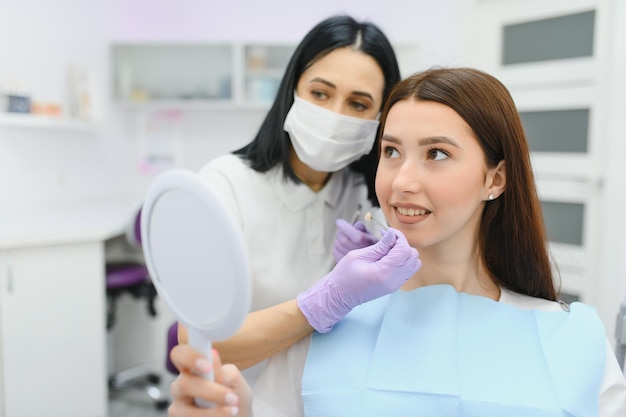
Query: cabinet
[[0, 242, 108, 417], [110, 42, 422, 109], [111, 43, 296, 108]]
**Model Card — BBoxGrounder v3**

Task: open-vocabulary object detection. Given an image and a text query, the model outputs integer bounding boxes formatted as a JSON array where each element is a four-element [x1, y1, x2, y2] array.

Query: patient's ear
[[486, 160, 506, 199]]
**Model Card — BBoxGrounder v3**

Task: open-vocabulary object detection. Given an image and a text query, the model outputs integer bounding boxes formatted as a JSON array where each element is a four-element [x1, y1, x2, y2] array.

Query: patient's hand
[[169, 345, 252, 417]]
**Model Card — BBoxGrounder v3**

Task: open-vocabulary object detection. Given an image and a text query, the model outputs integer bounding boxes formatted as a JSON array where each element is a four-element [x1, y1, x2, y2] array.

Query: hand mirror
[[141, 169, 251, 407]]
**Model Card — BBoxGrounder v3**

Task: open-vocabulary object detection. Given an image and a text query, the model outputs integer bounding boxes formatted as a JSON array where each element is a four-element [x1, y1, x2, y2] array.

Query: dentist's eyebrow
[[309, 77, 336, 89], [309, 77, 374, 101]]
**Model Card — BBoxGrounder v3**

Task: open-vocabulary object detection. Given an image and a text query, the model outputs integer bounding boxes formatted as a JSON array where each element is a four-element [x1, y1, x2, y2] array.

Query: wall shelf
[[0, 113, 97, 131], [113, 99, 271, 112]]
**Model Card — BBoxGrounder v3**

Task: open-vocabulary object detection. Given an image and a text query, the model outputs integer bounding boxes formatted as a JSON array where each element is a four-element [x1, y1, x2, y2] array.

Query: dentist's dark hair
[[376, 68, 557, 301], [233, 14, 401, 206]]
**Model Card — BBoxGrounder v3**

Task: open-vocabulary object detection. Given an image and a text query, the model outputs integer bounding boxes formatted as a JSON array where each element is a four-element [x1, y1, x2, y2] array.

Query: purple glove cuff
[[297, 280, 351, 333]]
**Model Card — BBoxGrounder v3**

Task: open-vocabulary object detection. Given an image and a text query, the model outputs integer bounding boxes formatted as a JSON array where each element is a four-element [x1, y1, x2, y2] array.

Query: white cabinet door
[[0, 242, 108, 417]]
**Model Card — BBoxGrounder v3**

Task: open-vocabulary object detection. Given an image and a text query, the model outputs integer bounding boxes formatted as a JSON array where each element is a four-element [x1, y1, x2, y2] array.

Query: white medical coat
[[198, 153, 375, 312]]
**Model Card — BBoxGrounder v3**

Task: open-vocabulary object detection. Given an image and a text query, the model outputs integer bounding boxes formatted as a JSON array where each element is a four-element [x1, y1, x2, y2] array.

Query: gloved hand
[[333, 218, 379, 263], [298, 227, 421, 333]]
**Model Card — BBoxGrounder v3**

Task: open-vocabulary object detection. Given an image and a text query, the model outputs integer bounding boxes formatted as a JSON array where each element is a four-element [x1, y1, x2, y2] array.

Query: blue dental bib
[[301, 285, 605, 417]]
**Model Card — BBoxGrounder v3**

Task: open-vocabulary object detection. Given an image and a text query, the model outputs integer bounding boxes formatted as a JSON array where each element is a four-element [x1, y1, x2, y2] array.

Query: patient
[[168, 68, 626, 416]]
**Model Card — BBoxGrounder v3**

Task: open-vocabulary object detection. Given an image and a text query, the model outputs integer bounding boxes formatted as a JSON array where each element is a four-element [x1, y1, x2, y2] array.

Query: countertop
[[0, 198, 141, 249]]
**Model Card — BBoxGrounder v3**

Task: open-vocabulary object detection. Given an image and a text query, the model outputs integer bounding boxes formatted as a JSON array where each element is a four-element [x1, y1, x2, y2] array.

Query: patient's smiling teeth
[[397, 207, 430, 216]]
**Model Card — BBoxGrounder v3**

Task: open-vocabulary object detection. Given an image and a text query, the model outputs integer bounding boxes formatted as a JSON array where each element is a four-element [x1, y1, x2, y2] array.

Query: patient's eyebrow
[[381, 134, 460, 148], [418, 136, 460, 147], [381, 134, 401, 144]]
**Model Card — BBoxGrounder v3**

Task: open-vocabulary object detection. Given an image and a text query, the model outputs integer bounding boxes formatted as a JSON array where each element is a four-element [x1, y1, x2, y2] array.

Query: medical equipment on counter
[[141, 169, 252, 407]]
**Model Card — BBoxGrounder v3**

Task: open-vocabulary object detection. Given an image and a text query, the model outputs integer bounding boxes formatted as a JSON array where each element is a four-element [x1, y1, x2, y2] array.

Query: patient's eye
[[427, 148, 449, 161], [382, 145, 400, 159]]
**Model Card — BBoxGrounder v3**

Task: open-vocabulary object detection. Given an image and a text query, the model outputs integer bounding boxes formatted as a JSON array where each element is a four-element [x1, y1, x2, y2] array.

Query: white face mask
[[283, 94, 380, 172]]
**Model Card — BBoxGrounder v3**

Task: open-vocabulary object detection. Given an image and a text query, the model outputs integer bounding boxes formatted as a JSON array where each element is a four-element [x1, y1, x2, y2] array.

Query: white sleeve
[[252, 336, 309, 417], [599, 341, 626, 416]]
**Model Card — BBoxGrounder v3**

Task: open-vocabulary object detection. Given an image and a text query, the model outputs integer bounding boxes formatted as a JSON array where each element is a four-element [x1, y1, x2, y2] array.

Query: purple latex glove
[[332, 218, 379, 263], [298, 227, 421, 333]]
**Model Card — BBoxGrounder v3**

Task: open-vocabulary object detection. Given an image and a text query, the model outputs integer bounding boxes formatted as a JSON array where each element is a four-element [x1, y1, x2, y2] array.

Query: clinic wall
[[597, 0, 626, 349], [106, 0, 469, 62], [0, 1, 130, 215]]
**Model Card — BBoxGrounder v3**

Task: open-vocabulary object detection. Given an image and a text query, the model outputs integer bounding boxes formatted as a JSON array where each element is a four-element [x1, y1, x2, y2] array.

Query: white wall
[[597, 0, 626, 350], [0, 0, 468, 384], [0, 1, 128, 214]]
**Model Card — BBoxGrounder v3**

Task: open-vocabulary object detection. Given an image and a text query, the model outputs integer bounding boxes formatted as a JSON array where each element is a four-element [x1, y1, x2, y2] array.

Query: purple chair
[[106, 208, 169, 410]]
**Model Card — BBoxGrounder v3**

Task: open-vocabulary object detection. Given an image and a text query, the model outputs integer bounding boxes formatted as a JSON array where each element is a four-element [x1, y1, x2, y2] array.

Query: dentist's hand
[[169, 346, 252, 417], [298, 228, 421, 333], [332, 218, 378, 262]]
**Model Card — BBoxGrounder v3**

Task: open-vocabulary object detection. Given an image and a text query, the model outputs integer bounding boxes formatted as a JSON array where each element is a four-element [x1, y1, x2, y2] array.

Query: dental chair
[[106, 208, 169, 410]]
